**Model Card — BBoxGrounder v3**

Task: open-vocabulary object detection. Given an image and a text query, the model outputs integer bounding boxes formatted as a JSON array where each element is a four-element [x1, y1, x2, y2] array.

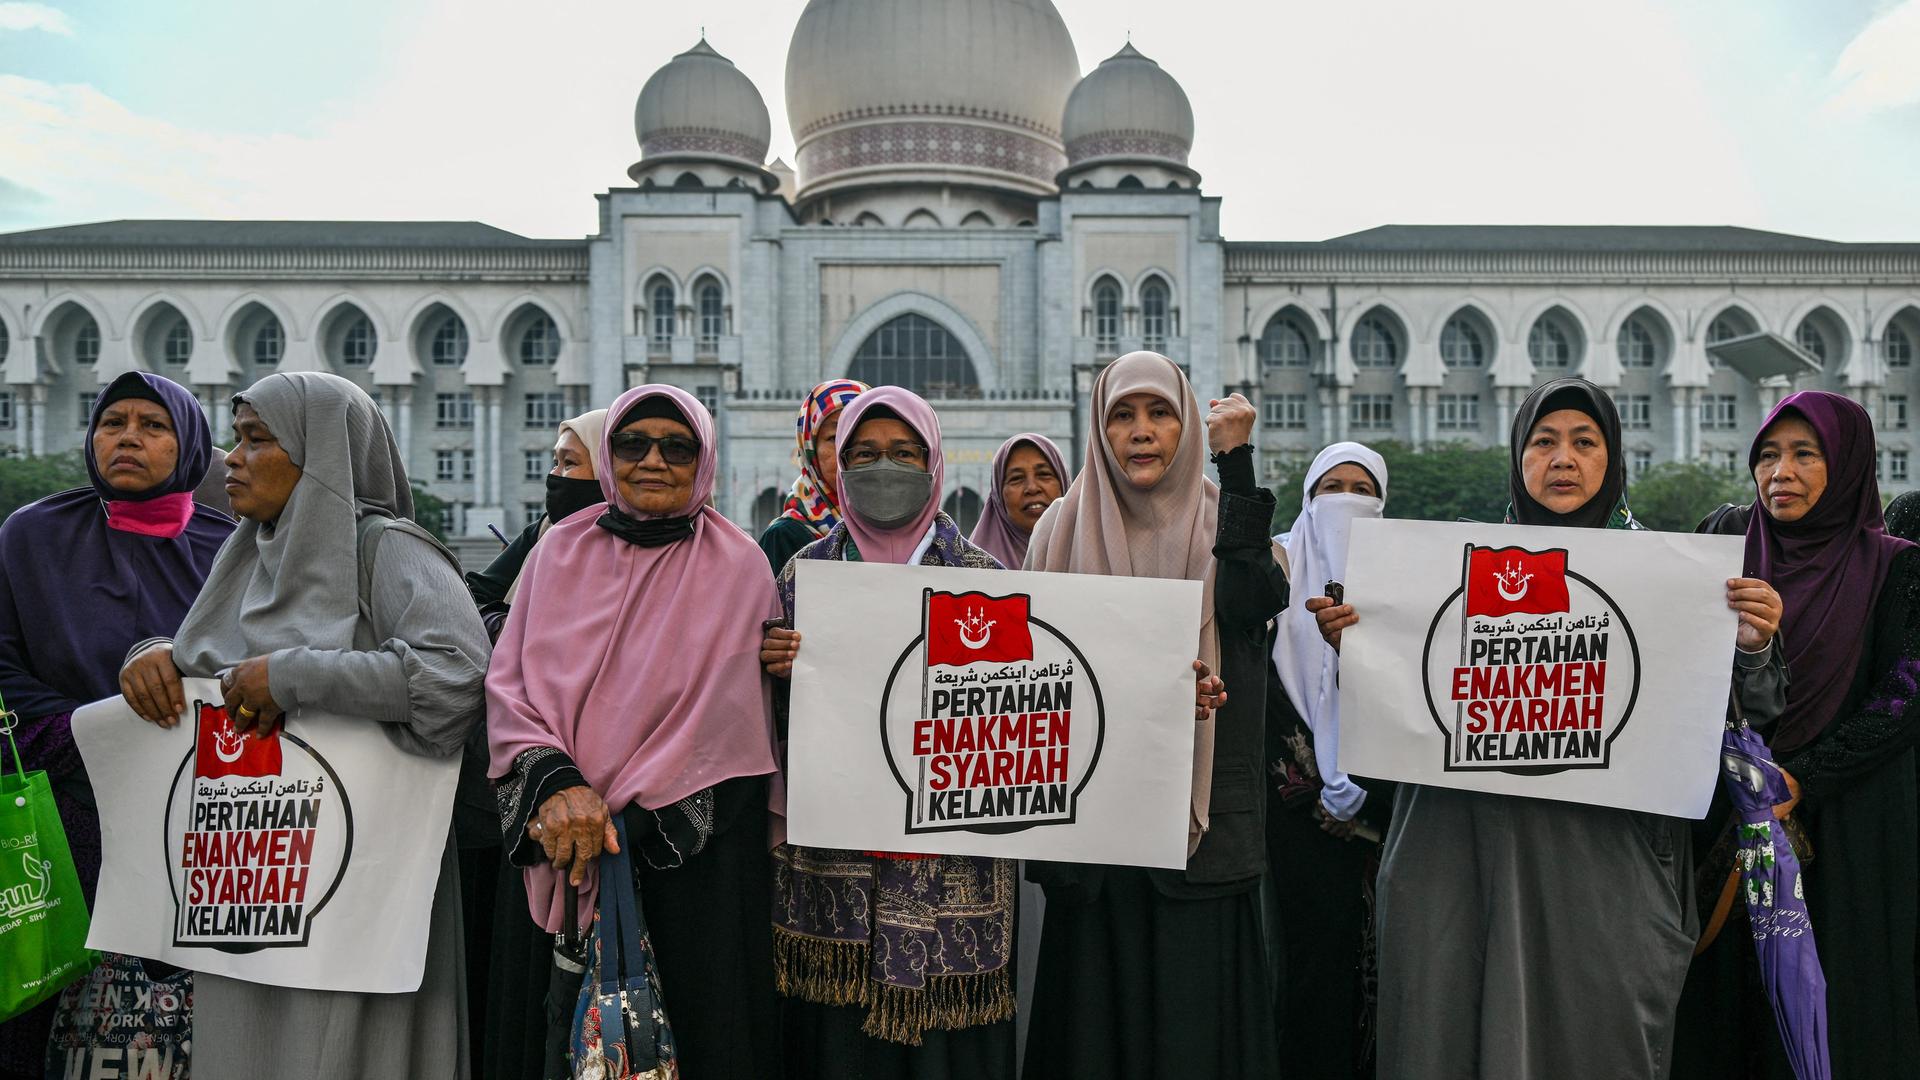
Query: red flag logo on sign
[[193, 702, 284, 780], [924, 591, 1035, 668], [1465, 546, 1571, 618]]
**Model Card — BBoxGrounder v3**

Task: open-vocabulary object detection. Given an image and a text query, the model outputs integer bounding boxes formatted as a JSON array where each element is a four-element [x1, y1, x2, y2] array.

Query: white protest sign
[[787, 560, 1202, 869], [1338, 519, 1743, 818], [72, 679, 459, 993]]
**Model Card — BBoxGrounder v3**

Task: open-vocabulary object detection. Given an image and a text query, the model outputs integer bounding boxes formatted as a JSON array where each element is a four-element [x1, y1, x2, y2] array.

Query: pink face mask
[[105, 492, 196, 538]]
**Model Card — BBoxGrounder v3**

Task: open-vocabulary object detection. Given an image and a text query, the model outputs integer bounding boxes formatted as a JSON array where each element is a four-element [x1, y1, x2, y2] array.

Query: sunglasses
[[609, 432, 701, 466]]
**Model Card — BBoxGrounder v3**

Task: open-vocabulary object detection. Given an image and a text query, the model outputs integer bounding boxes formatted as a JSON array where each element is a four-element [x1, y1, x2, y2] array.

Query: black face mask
[[545, 473, 604, 524]]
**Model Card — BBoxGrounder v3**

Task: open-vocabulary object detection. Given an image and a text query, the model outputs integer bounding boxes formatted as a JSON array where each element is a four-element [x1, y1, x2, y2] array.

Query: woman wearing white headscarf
[[119, 371, 490, 1080], [1264, 441, 1393, 1077]]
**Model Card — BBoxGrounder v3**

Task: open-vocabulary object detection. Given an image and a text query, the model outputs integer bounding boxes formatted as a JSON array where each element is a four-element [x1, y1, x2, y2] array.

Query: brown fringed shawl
[[771, 516, 1017, 1044]]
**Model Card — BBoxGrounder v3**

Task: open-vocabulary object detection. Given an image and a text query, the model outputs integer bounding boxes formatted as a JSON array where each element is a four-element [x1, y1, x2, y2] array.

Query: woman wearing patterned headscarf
[[1676, 390, 1920, 1078], [1313, 377, 1787, 1080], [759, 378, 869, 573], [0, 371, 232, 1074], [119, 372, 490, 1080], [1019, 353, 1286, 1078]]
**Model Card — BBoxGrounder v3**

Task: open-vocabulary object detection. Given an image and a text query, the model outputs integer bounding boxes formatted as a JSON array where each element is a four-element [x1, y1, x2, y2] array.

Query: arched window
[[1528, 317, 1572, 369], [162, 318, 193, 366], [1259, 313, 1312, 369], [943, 488, 984, 532], [1092, 277, 1121, 352], [519, 313, 560, 366], [1352, 313, 1400, 369], [848, 313, 981, 400], [696, 279, 724, 349], [853, 212, 884, 228], [674, 171, 704, 188], [341, 315, 375, 367], [1440, 314, 1488, 369], [647, 277, 676, 347], [1617, 316, 1660, 369], [254, 320, 285, 367], [1795, 320, 1828, 364], [1889, 324, 1914, 369], [74, 317, 100, 365], [959, 211, 994, 228], [1117, 175, 1144, 189], [1141, 278, 1170, 350], [430, 315, 468, 367], [1708, 311, 1753, 344]]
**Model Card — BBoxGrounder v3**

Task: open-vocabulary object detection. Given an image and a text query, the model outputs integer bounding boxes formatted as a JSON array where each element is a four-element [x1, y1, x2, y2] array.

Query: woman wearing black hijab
[[1310, 378, 1787, 1080]]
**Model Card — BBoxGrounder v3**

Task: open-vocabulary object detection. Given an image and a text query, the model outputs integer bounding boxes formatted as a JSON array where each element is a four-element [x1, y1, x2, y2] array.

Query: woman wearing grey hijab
[[119, 372, 490, 1080]]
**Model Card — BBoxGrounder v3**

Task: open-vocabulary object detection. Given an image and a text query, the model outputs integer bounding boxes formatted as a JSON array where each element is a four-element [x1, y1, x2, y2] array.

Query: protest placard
[[787, 560, 1203, 868], [1338, 519, 1744, 818], [72, 679, 458, 993]]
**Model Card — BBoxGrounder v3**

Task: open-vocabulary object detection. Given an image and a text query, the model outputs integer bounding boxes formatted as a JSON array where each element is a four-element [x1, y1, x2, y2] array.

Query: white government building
[[4, 0, 1919, 561]]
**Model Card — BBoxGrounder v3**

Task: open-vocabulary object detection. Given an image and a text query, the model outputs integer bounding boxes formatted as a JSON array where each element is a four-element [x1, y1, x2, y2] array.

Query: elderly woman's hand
[[762, 626, 801, 679], [121, 644, 187, 727], [534, 786, 621, 887], [1727, 577, 1783, 653], [222, 656, 285, 736], [1193, 659, 1226, 721], [1305, 595, 1357, 652]]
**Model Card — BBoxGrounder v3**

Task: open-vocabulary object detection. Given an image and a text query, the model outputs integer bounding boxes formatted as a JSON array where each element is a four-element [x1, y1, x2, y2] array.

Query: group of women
[[0, 349, 1914, 1080]]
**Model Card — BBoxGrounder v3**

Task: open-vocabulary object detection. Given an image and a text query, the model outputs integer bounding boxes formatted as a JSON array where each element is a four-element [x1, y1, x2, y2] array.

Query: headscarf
[[836, 386, 944, 565], [1506, 377, 1634, 530], [968, 433, 1068, 570], [487, 384, 781, 930], [0, 371, 231, 718], [1274, 442, 1388, 821], [173, 372, 419, 676], [1744, 391, 1912, 754], [1026, 351, 1219, 854], [502, 409, 607, 605], [777, 378, 869, 535], [87, 371, 214, 538]]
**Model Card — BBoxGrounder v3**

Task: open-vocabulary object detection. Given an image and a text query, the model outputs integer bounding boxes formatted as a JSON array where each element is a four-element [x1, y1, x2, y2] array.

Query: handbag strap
[[0, 689, 23, 786]]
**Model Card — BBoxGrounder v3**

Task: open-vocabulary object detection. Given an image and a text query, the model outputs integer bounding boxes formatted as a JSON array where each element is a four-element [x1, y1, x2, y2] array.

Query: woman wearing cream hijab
[[1021, 352, 1286, 1078]]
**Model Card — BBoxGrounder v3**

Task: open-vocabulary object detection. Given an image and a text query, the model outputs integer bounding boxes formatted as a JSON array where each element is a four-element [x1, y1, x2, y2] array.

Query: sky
[[2, 0, 1918, 242]]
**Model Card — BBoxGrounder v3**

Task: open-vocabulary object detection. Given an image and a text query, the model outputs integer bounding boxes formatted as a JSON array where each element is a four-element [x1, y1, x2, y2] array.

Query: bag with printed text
[[0, 702, 97, 1023]]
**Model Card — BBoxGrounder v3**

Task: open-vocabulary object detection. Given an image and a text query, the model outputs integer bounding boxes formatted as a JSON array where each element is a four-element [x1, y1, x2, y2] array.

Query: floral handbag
[[570, 814, 677, 1080]]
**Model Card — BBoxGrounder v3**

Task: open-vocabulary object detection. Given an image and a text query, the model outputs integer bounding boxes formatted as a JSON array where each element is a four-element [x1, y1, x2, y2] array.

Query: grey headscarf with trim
[[173, 372, 422, 675]]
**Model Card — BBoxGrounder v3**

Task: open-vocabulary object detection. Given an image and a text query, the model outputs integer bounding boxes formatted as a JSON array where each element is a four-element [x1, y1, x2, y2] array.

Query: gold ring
[[235, 705, 257, 719]]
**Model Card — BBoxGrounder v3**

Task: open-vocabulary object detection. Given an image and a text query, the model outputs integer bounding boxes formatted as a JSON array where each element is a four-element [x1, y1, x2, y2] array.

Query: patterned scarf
[[776, 379, 869, 535], [772, 515, 1017, 1045]]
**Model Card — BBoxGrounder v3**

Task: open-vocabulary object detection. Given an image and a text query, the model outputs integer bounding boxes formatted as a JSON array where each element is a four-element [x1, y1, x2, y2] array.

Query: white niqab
[[1273, 442, 1387, 821]]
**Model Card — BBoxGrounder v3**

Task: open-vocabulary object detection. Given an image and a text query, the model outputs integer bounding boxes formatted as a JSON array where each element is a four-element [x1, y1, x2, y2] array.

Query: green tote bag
[[0, 697, 98, 1021]]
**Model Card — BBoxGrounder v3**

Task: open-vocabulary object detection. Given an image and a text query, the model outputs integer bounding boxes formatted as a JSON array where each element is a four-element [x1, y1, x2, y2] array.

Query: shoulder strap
[[354, 513, 461, 626]]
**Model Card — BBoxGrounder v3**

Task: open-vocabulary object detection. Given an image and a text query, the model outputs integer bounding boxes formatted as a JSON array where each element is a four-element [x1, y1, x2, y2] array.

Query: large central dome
[[785, 0, 1081, 202]]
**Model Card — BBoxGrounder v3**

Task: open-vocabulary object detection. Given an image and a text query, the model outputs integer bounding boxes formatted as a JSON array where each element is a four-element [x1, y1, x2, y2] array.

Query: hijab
[[968, 433, 1068, 570], [502, 409, 608, 605], [487, 384, 781, 930], [1744, 391, 1912, 754], [89, 371, 212, 537], [0, 371, 231, 717], [1026, 351, 1220, 854], [777, 378, 869, 535], [1274, 442, 1388, 821], [835, 386, 945, 565], [173, 372, 422, 675], [1506, 377, 1634, 530]]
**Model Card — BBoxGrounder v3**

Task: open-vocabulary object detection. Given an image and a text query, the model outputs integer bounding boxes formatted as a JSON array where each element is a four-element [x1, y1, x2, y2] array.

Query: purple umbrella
[[1719, 721, 1829, 1080]]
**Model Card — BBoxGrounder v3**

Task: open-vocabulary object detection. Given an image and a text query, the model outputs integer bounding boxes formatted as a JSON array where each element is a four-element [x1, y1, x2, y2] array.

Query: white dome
[[1062, 43, 1194, 170], [784, 0, 1081, 200], [635, 38, 772, 169]]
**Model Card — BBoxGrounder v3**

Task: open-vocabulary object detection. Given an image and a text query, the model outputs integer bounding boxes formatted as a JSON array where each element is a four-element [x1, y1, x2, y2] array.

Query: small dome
[[635, 38, 772, 169], [1062, 43, 1194, 169], [784, 0, 1082, 200]]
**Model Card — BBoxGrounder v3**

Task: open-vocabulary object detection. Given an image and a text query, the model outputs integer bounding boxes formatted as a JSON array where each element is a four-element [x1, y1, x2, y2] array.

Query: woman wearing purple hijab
[[0, 371, 231, 1073], [758, 386, 1019, 1079], [1676, 390, 1920, 1079], [967, 433, 1067, 570]]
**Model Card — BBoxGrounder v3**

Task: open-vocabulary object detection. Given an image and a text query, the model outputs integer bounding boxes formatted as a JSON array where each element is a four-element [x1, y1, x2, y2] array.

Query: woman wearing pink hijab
[[759, 385, 1020, 1079], [487, 384, 785, 1079]]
